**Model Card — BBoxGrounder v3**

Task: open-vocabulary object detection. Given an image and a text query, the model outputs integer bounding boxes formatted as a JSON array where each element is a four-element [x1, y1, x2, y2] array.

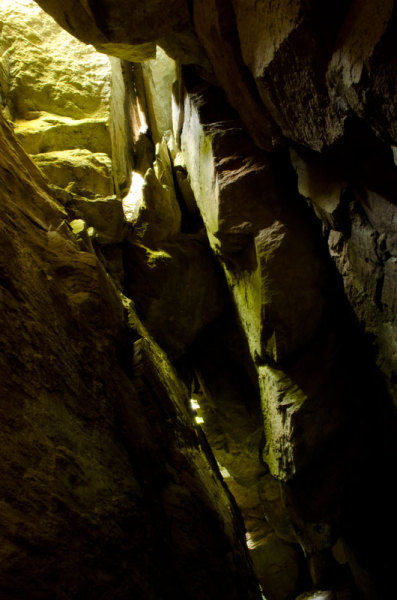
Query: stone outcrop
[[32, 0, 209, 66], [0, 106, 261, 599], [1, 0, 397, 599], [0, 0, 115, 204]]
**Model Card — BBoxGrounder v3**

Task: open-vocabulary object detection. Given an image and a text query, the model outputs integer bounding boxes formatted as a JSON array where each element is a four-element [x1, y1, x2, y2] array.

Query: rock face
[[1, 1, 397, 600], [0, 108, 261, 600], [0, 0, 116, 202]]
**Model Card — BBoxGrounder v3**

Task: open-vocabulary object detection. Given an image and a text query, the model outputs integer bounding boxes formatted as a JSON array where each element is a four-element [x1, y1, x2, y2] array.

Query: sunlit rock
[[179, 78, 327, 364], [0, 107, 261, 600], [33, 149, 113, 198], [14, 112, 111, 155], [0, 0, 111, 121], [142, 46, 177, 144]]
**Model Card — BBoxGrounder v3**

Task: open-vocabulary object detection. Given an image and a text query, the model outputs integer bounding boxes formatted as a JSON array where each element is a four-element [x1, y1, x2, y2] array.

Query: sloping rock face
[[2, 1, 397, 600], [0, 110, 262, 600]]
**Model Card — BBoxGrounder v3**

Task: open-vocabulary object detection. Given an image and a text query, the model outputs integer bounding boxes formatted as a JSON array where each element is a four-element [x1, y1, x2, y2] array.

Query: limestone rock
[[123, 140, 181, 245], [0, 0, 115, 216], [231, 0, 346, 151], [179, 77, 327, 364], [327, 0, 397, 145], [0, 108, 261, 600], [142, 46, 177, 144], [109, 58, 134, 198], [68, 195, 125, 245], [0, 0, 111, 121], [14, 113, 111, 156], [193, 0, 283, 151], [33, 149, 113, 198], [33, 0, 208, 66], [123, 233, 227, 357]]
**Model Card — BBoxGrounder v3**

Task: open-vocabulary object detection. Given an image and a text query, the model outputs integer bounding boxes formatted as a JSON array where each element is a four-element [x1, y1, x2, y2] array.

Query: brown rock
[[193, 0, 283, 151], [123, 233, 227, 358], [0, 108, 261, 600], [231, 0, 347, 150], [33, 0, 207, 65]]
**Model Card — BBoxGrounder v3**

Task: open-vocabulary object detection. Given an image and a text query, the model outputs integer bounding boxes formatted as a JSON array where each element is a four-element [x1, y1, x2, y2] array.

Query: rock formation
[[1, 0, 397, 599]]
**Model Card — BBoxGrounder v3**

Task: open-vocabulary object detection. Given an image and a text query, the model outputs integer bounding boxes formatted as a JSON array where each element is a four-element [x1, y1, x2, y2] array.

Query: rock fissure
[[1, 1, 397, 599]]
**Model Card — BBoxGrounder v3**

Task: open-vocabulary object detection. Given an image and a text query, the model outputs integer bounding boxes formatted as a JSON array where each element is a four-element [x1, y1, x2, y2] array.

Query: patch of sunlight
[[137, 96, 148, 135], [219, 465, 231, 479], [245, 531, 256, 550], [122, 171, 145, 221], [195, 416, 204, 425], [190, 398, 200, 410], [0, 0, 39, 10]]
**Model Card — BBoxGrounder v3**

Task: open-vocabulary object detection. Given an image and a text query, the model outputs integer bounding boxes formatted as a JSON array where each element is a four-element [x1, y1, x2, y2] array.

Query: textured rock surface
[[1, 1, 397, 599], [0, 0, 115, 209], [142, 47, 177, 144], [33, 0, 208, 65], [0, 108, 262, 600], [0, 0, 111, 121], [33, 149, 113, 196]]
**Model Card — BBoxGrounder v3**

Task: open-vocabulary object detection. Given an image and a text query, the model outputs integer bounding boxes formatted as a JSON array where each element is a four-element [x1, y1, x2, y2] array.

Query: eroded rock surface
[[1, 1, 397, 599], [0, 108, 261, 600]]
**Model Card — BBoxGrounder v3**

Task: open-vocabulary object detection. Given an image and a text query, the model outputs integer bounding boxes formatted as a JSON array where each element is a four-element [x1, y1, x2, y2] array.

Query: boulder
[[0, 0, 112, 121], [142, 47, 177, 144], [123, 233, 227, 357], [33, 149, 113, 197], [14, 113, 111, 156], [33, 0, 208, 66]]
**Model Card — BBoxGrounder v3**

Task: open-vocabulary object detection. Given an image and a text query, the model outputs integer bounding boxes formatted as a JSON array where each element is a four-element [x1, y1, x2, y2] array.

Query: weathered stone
[[2, 2, 397, 599], [180, 78, 327, 364], [327, 0, 397, 145], [68, 195, 125, 245], [142, 46, 177, 144], [14, 113, 111, 155], [109, 57, 134, 198], [231, 0, 347, 151], [0, 0, 111, 121], [123, 140, 181, 245], [0, 107, 262, 599], [123, 233, 227, 357], [33, 149, 113, 197], [193, 0, 284, 151], [33, 0, 208, 66]]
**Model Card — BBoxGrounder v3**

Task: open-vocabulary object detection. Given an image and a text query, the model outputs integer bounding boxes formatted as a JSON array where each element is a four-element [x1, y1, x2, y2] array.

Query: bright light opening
[[122, 171, 145, 221], [190, 398, 200, 410]]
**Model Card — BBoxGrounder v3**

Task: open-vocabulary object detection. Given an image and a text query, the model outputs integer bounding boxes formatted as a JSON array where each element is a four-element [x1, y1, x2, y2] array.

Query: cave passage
[[1, 1, 397, 600]]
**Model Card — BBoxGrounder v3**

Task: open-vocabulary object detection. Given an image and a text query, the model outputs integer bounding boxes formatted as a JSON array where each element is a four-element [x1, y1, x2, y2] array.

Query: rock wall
[[0, 105, 261, 599], [1, 1, 397, 599]]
